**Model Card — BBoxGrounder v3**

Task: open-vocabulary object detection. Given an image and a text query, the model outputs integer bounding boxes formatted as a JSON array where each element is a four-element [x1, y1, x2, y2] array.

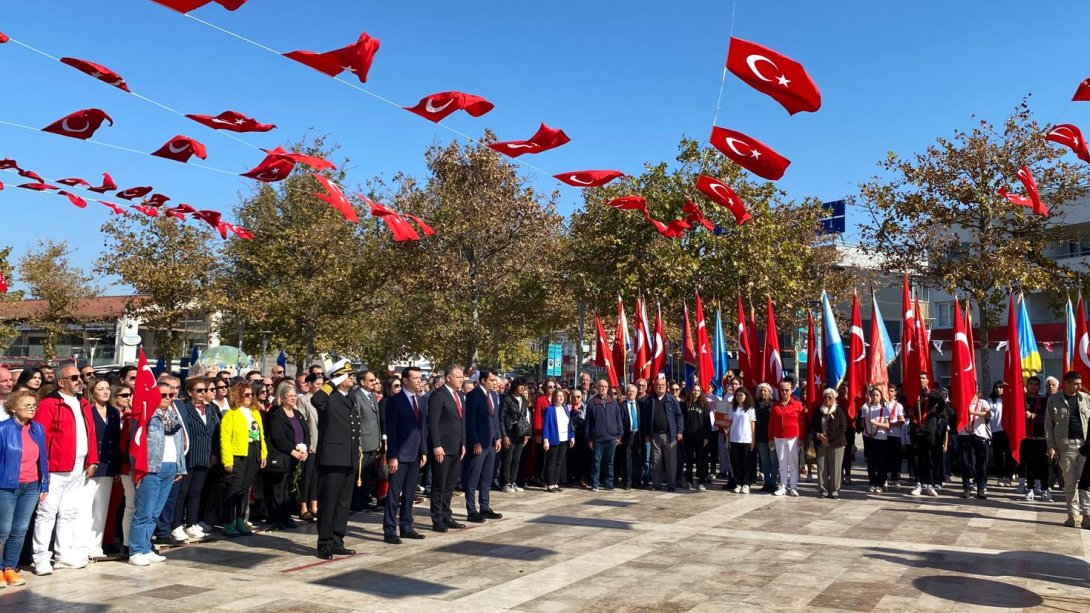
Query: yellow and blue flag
[[1017, 293, 1041, 380]]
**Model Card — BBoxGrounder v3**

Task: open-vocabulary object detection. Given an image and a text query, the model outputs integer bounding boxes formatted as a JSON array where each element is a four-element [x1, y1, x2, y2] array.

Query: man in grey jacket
[[351, 370, 385, 511], [1045, 370, 1090, 527]]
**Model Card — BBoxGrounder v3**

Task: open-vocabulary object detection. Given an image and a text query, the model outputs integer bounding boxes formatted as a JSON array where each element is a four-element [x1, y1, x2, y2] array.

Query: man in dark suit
[[309, 359, 362, 559], [640, 376, 684, 492], [428, 364, 467, 532], [464, 370, 504, 523], [383, 366, 428, 544], [616, 383, 642, 490]]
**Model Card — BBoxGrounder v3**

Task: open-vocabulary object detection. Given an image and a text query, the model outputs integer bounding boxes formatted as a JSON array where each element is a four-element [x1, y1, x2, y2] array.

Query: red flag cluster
[[605, 194, 724, 239], [312, 174, 358, 223], [241, 147, 335, 182], [284, 33, 380, 84], [361, 196, 434, 242], [1047, 124, 1090, 164]]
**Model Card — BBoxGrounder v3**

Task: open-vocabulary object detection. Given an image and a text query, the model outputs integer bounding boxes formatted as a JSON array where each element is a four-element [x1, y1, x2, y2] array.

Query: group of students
[[3, 358, 1090, 590]]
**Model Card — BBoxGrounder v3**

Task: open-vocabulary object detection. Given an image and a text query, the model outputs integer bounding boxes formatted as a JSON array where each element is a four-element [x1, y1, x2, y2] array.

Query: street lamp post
[[260, 330, 272, 375]]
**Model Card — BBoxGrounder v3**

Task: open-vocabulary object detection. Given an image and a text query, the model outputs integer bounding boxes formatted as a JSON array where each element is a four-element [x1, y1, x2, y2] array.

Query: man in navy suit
[[428, 364, 467, 532], [464, 370, 504, 523], [382, 366, 429, 545]]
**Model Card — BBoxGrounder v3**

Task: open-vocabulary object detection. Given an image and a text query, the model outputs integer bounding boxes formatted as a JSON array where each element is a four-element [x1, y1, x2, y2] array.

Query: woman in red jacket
[[769, 376, 805, 497]]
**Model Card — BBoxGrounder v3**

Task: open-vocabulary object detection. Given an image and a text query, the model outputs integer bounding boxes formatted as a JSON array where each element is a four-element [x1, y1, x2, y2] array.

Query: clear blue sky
[[1, 0, 1088, 291]]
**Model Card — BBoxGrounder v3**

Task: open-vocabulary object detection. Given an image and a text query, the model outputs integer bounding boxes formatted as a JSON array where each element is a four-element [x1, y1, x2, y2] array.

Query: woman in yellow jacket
[[220, 381, 267, 536]]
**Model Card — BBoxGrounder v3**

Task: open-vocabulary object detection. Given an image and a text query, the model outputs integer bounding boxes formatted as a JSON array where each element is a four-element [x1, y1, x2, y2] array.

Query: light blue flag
[[1018, 294, 1041, 379], [822, 290, 848, 389], [713, 309, 728, 395], [871, 292, 896, 367], [1066, 298, 1076, 373]]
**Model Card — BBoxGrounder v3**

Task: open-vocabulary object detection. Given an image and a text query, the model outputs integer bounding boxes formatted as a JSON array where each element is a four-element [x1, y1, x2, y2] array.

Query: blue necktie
[[629, 401, 638, 431]]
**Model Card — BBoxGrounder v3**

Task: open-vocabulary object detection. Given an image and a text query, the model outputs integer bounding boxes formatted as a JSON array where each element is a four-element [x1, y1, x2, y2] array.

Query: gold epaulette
[[321, 383, 333, 394]]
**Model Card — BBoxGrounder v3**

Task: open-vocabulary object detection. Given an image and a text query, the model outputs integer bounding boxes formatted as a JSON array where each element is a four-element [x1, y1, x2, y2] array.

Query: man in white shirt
[[0, 366, 13, 422]]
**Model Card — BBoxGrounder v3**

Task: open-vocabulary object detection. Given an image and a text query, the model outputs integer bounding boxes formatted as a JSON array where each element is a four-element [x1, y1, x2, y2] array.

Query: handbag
[[264, 452, 288, 474], [374, 455, 390, 481], [805, 437, 818, 462]]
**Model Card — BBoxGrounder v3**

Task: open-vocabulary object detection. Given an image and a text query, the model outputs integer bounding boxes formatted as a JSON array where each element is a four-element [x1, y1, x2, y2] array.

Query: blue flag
[[821, 290, 848, 389], [1018, 293, 1041, 379], [713, 309, 729, 395], [276, 350, 287, 369], [153, 355, 167, 377]]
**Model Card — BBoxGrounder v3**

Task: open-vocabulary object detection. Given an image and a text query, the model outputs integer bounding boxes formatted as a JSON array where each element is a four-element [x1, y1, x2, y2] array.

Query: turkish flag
[[710, 127, 790, 181], [0, 273, 6, 293], [696, 175, 751, 224], [554, 170, 624, 188], [915, 297, 932, 379], [726, 37, 821, 115], [846, 294, 866, 421], [0, 159, 17, 170], [263, 146, 335, 171], [682, 199, 715, 232], [403, 213, 435, 237], [488, 123, 570, 157], [365, 198, 421, 242], [1074, 297, 1090, 386], [1074, 78, 1090, 102], [648, 215, 690, 238], [58, 191, 88, 208], [129, 348, 160, 485], [17, 183, 57, 191], [218, 222, 254, 240], [404, 91, 494, 122], [133, 205, 159, 217], [88, 172, 117, 193], [737, 296, 755, 391], [1046, 124, 1090, 164], [0, 32, 8, 44], [284, 33, 380, 83], [241, 152, 295, 182], [143, 193, 171, 207], [42, 108, 113, 140], [950, 299, 975, 433], [998, 165, 1048, 217], [607, 195, 647, 211], [116, 186, 153, 200], [185, 110, 276, 133], [650, 303, 666, 383], [152, 0, 247, 13], [59, 57, 130, 92], [633, 298, 651, 381], [594, 314, 619, 387], [695, 291, 714, 393], [191, 209, 222, 229], [98, 200, 127, 215], [805, 313, 818, 412], [901, 277, 921, 402], [164, 204, 196, 220], [613, 297, 629, 383], [151, 135, 208, 163], [1001, 294, 1027, 463], [0, 181, 4, 191], [312, 174, 358, 223], [17, 168, 44, 182], [56, 177, 91, 188], [763, 296, 783, 386]]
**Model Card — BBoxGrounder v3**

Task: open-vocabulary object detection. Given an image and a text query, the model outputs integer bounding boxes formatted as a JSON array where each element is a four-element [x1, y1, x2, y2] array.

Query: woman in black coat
[[263, 382, 311, 530], [812, 388, 849, 499]]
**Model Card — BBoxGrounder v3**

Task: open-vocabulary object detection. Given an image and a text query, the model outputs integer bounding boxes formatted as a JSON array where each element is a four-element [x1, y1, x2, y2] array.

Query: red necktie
[[411, 395, 419, 421], [452, 389, 462, 417], [487, 392, 495, 415]]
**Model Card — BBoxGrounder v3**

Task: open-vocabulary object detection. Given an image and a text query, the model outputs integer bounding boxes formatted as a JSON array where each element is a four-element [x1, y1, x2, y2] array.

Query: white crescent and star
[[954, 332, 973, 373], [167, 140, 191, 154], [850, 326, 865, 362], [425, 98, 455, 114], [1079, 333, 1090, 369], [568, 175, 594, 185], [746, 54, 790, 87], [61, 116, 91, 134], [708, 182, 739, 205], [505, 143, 537, 150]]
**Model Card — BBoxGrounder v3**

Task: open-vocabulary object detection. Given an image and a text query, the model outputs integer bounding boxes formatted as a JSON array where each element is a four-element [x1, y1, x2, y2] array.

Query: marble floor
[[3, 472, 1090, 612]]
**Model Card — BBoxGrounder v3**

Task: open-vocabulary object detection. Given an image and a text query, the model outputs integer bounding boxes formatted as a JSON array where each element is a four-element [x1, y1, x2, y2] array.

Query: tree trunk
[[304, 324, 315, 371], [977, 305, 996, 390]]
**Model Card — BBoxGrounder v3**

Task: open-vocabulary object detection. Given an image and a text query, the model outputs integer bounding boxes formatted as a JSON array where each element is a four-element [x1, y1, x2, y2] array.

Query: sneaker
[[773, 487, 786, 496], [502, 484, 515, 494], [926, 486, 938, 497], [697, 484, 707, 491], [146, 552, 167, 563], [197, 521, 214, 533], [170, 526, 190, 542], [591, 487, 600, 492], [909, 487, 922, 497], [977, 490, 988, 500], [733, 486, 742, 494], [185, 525, 206, 539], [236, 518, 253, 535], [962, 489, 972, 499], [54, 558, 88, 570], [128, 553, 150, 567], [741, 485, 750, 494], [3, 568, 25, 586], [514, 485, 525, 493], [789, 489, 799, 497], [1042, 490, 1054, 502], [223, 522, 240, 537], [1024, 490, 1035, 501], [33, 561, 52, 576], [875, 487, 883, 494], [869, 486, 876, 493]]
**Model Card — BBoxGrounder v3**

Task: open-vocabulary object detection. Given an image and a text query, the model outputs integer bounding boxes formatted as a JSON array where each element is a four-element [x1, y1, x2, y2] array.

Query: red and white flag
[[404, 91, 494, 122], [240, 152, 295, 183], [185, 110, 276, 133], [153, 0, 248, 12], [555, 170, 624, 188], [312, 174, 358, 223], [998, 165, 1048, 217], [88, 172, 117, 193], [56, 177, 91, 188], [1075, 297, 1090, 387], [130, 348, 161, 485], [1001, 294, 1026, 463], [488, 123, 570, 157], [950, 299, 975, 432], [59, 191, 88, 208], [695, 291, 714, 393], [284, 33, 380, 83], [695, 175, 751, 224], [151, 135, 208, 163], [650, 303, 666, 383], [613, 296, 629, 383], [726, 37, 821, 115], [901, 277, 921, 402], [1046, 124, 1090, 164], [633, 298, 652, 381], [805, 313, 819, 412], [116, 186, 153, 200], [763, 296, 783, 386], [365, 198, 421, 242], [1074, 78, 1090, 102], [682, 200, 716, 232], [607, 195, 647, 211], [59, 57, 130, 92], [42, 108, 113, 140], [594, 314, 618, 387], [846, 294, 866, 422], [737, 295, 755, 391], [710, 127, 790, 181]]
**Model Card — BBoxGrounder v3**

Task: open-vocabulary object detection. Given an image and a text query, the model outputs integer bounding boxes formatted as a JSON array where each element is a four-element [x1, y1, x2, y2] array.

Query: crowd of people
[[0, 359, 1089, 590]]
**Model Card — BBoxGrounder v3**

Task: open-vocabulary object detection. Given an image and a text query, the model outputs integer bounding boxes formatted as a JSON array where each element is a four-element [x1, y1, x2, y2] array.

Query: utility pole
[[577, 301, 585, 385]]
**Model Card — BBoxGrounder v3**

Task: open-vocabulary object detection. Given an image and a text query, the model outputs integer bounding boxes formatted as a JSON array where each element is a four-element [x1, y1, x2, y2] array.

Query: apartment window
[[1066, 238, 1090, 258], [935, 302, 954, 329]]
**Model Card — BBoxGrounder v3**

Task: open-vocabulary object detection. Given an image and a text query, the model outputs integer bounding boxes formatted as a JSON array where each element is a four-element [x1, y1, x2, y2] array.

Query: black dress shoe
[[331, 546, 356, 555], [401, 529, 425, 540], [445, 519, 466, 529], [317, 548, 333, 560], [481, 509, 503, 520], [432, 522, 448, 533], [383, 535, 402, 545], [466, 513, 486, 523]]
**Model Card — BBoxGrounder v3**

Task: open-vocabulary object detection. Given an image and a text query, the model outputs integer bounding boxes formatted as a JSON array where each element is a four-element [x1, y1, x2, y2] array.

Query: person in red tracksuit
[[769, 376, 805, 497]]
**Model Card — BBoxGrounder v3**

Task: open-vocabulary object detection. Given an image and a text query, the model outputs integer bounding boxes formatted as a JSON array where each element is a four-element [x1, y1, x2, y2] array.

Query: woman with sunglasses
[[211, 380, 231, 413], [111, 384, 137, 553], [219, 381, 266, 537], [171, 377, 221, 542], [84, 380, 120, 559], [128, 382, 187, 566]]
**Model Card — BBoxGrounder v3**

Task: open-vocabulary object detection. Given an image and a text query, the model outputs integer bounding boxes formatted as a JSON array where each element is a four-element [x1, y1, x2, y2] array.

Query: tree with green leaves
[[859, 99, 1090, 378], [0, 246, 26, 345], [18, 240, 98, 360], [97, 214, 222, 361]]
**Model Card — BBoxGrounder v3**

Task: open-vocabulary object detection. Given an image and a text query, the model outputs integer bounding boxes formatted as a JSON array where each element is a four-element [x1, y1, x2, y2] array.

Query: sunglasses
[[193, 388, 207, 393], [116, 393, 132, 398], [167, 393, 178, 398], [242, 392, 253, 398], [215, 385, 227, 390], [66, 375, 82, 382]]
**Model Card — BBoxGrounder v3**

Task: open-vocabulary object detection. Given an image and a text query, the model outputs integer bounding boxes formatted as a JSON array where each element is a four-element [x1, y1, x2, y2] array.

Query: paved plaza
[[3, 469, 1090, 612]]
